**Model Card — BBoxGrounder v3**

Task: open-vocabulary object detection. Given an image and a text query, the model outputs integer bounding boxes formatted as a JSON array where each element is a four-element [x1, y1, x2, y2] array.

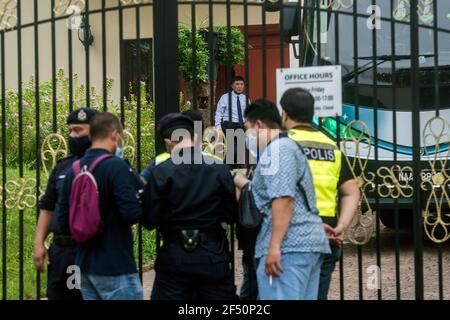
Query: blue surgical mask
[[115, 146, 124, 158], [245, 132, 258, 160], [115, 137, 125, 158]]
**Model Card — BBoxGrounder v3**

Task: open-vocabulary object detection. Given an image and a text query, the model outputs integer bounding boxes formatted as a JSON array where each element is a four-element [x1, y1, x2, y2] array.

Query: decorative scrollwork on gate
[[202, 126, 227, 161], [41, 133, 68, 179], [421, 116, 450, 243], [5, 178, 43, 210], [342, 120, 376, 245], [120, 0, 152, 5], [0, 0, 17, 30], [53, 0, 85, 17], [393, 0, 437, 26], [123, 130, 137, 165], [321, 0, 354, 10], [377, 165, 414, 199]]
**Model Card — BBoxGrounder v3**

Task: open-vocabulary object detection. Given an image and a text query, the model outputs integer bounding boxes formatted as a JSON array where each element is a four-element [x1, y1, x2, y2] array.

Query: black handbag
[[238, 182, 263, 232]]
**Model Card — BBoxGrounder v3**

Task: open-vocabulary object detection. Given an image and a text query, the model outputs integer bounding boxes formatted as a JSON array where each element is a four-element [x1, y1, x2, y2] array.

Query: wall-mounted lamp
[[263, 0, 282, 12], [78, 15, 94, 49]]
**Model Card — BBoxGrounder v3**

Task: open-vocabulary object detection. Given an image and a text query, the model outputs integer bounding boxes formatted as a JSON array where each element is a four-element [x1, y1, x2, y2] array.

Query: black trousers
[[240, 246, 259, 300], [151, 243, 235, 300], [221, 121, 245, 169], [47, 243, 82, 300]]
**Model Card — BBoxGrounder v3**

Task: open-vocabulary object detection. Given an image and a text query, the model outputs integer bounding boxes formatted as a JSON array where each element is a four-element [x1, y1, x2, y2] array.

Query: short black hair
[[244, 99, 282, 129], [280, 87, 315, 123], [90, 112, 123, 141], [232, 76, 245, 84]]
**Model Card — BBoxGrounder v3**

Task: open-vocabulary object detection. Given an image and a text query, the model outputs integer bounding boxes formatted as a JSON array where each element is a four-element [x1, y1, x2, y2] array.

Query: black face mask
[[68, 136, 91, 157]]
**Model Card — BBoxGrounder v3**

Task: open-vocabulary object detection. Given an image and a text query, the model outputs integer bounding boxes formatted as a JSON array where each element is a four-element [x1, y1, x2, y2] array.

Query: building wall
[[2, 0, 281, 103]]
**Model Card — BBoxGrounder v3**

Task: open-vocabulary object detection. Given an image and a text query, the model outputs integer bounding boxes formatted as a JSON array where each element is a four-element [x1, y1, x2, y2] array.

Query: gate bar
[[153, 0, 179, 154], [1, 29, 6, 301], [389, 0, 402, 301], [33, 0, 42, 300], [410, 0, 424, 301], [432, 0, 443, 301]]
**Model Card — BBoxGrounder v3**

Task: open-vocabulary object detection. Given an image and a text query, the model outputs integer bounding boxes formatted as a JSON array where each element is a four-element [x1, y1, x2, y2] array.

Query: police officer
[[142, 113, 238, 300], [280, 88, 361, 300], [139, 109, 204, 186], [33, 107, 98, 300]]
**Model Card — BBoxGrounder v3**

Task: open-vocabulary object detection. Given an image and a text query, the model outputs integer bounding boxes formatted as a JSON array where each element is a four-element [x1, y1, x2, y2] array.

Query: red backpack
[[69, 154, 113, 243]]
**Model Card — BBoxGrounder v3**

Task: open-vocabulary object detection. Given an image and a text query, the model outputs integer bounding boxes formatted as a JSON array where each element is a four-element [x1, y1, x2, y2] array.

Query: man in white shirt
[[215, 76, 249, 129], [214, 76, 250, 167]]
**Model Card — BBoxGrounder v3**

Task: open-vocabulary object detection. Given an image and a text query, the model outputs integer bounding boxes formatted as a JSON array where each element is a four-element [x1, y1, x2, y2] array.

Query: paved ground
[[143, 224, 450, 300]]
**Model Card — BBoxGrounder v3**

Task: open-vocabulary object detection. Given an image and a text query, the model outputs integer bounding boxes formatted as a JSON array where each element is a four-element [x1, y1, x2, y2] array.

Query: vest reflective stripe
[[288, 129, 341, 218], [201, 151, 223, 163], [155, 152, 171, 166], [154, 151, 223, 165]]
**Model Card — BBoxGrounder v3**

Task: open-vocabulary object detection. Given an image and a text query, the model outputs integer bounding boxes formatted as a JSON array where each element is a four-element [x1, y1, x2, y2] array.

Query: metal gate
[[0, 0, 449, 300]]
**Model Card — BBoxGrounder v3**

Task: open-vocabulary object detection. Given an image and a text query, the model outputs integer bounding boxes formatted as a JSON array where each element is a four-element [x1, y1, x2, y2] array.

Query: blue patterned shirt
[[251, 136, 331, 258]]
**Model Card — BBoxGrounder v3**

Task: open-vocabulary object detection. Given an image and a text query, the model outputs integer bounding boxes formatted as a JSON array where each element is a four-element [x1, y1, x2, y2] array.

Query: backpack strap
[[88, 154, 114, 173], [73, 160, 82, 176]]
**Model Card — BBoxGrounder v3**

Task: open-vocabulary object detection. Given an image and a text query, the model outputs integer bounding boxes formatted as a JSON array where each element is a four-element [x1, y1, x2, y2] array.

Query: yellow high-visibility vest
[[155, 152, 171, 166], [288, 128, 342, 218], [155, 150, 223, 166]]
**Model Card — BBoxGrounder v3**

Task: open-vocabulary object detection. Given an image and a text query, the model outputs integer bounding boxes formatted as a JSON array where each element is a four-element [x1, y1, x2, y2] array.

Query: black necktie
[[237, 95, 244, 125]]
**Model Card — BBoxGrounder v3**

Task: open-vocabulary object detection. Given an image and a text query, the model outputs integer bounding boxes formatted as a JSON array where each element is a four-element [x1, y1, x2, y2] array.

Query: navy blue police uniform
[[142, 114, 238, 300], [38, 107, 98, 300]]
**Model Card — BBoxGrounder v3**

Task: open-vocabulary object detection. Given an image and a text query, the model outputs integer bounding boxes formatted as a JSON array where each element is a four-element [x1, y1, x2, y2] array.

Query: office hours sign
[[276, 66, 342, 118]]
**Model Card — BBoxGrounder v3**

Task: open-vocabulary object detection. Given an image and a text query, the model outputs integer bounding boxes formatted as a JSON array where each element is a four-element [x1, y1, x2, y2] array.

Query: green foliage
[[0, 69, 155, 168], [213, 26, 246, 67], [0, 168, 46, 300], [0, 70, 157, 299], [0, 167, 157, 300], [179, 25, 246, 83], [178, 25, 210, 83]]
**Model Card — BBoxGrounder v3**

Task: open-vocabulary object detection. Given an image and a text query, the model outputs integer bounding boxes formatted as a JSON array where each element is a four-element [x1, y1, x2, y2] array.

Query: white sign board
[[276, 66, 342, 118]]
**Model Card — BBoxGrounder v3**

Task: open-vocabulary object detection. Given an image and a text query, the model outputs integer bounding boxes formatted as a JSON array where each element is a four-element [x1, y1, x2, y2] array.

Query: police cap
[[67, 108, 99, 125], [158, 113, 194, 139]]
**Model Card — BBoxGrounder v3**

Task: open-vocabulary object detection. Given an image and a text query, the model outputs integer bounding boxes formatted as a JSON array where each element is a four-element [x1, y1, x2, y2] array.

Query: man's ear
[[255, 119, 265, 130], [164, 138, 173, 151]]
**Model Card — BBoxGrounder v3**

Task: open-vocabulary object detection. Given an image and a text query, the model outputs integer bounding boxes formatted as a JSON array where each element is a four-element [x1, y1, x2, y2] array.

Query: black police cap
[[158, 113, 194, 139], [67, 108, 99, 125], [182, 109, 203, 123]]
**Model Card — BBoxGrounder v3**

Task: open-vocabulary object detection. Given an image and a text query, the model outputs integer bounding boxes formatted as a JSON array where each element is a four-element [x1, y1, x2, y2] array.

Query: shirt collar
[[292, 124, 318, 131], [86, 148, 111, 155]]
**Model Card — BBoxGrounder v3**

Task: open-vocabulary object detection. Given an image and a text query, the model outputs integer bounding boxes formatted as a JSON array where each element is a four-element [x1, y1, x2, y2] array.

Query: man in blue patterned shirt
[[233, 99, 330, 300]]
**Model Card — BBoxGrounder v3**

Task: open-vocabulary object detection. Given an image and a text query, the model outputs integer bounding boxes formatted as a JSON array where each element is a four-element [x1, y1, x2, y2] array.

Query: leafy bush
[[178, 25, 210, 83], [0, 167, 157, 300], [0, 69, 155, 169], [213, 26, 246, 67], [179, 25, 246, 84]]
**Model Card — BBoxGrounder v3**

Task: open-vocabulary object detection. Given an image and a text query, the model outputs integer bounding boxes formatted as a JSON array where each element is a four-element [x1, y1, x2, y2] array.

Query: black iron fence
[[0, 0, 449, 300]]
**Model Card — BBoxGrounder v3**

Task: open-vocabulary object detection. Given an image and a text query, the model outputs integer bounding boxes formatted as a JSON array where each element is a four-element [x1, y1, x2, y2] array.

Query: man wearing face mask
[[57, 112, 144, 300], [33, 107, 98, 300], [237, 99, 281, 300], [233, 98, 331, 300]]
